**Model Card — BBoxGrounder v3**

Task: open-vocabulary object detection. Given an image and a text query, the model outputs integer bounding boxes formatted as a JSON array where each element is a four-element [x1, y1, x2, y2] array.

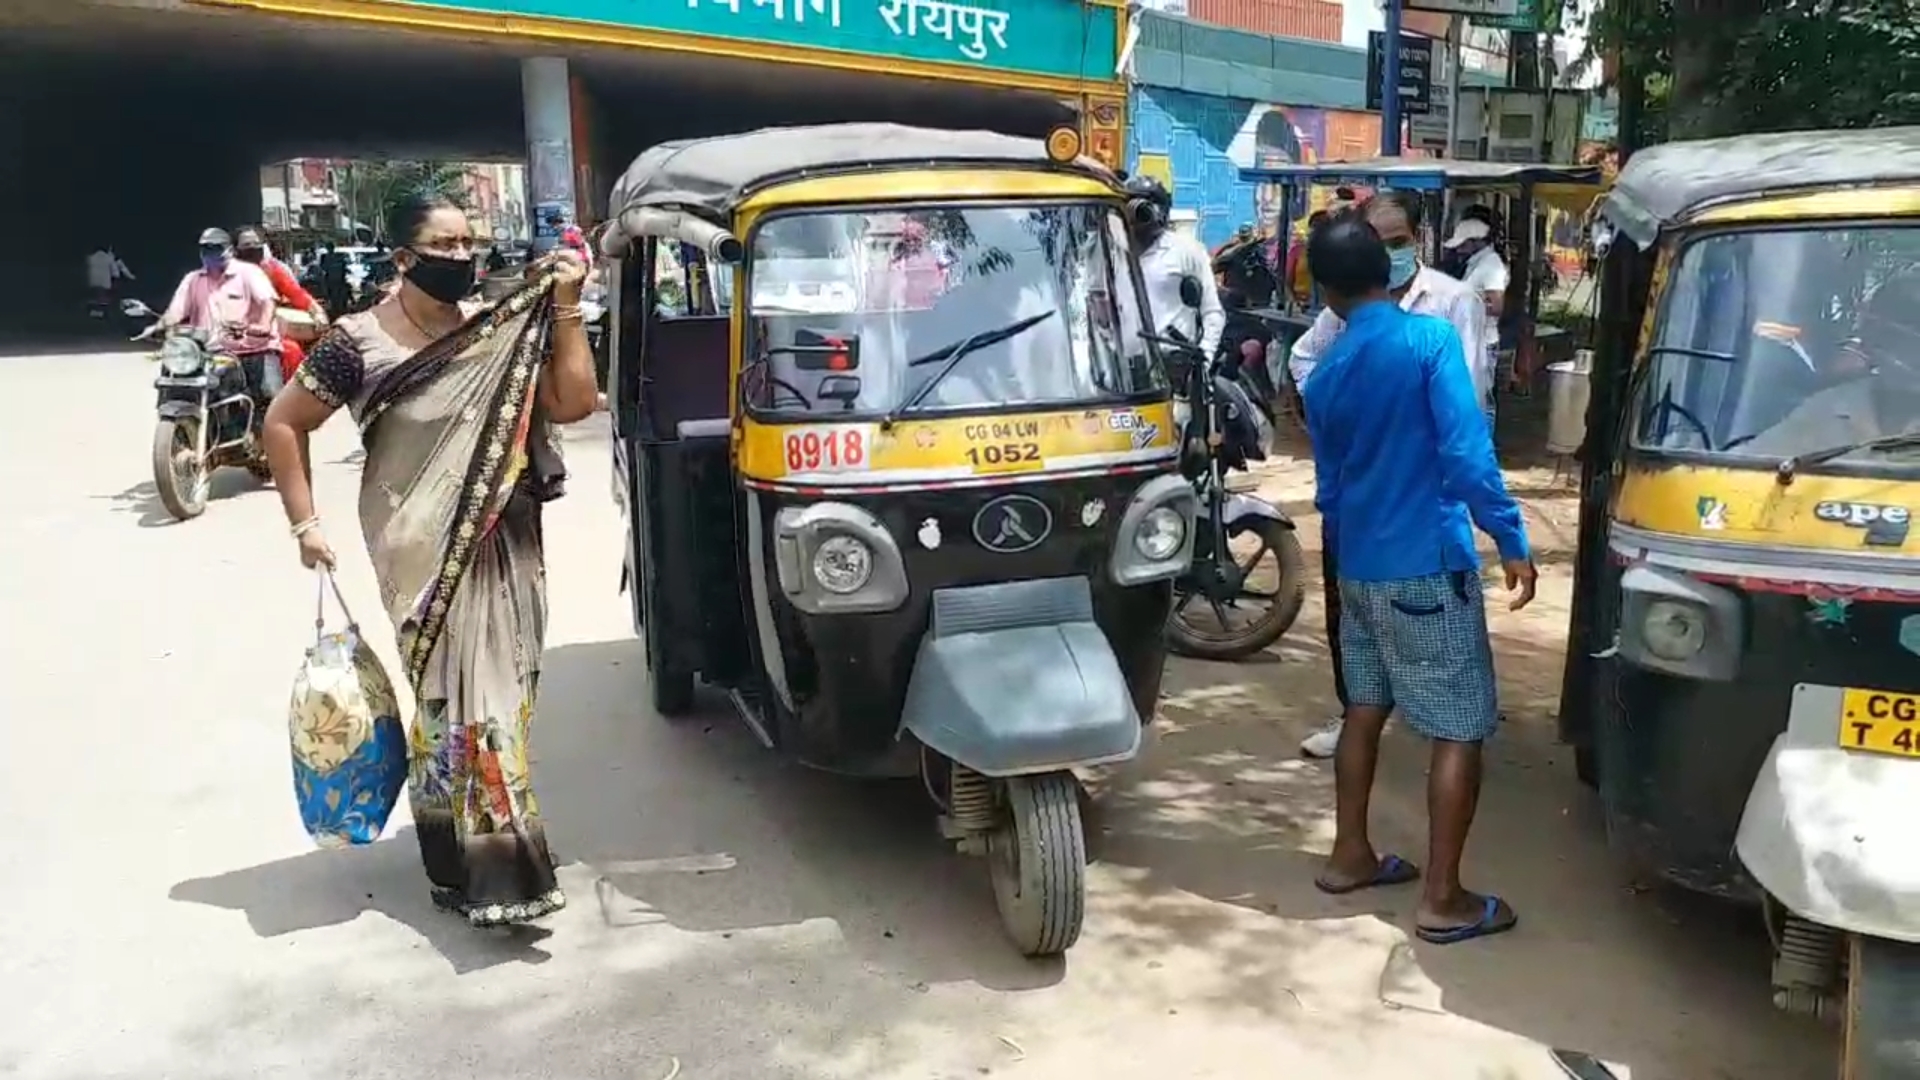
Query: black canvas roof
[[1598, 127, 1920, 247], [608, 123, 1106, 221]]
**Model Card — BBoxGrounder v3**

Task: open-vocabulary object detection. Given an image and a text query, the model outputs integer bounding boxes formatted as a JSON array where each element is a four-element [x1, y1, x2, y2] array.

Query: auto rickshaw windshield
[[1632, 222, 1920, 470], [742, 202, 1165, 417]]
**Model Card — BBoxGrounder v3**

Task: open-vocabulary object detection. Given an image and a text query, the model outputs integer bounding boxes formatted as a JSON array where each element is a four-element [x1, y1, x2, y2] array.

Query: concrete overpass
[[1, 0, 1126, 338]]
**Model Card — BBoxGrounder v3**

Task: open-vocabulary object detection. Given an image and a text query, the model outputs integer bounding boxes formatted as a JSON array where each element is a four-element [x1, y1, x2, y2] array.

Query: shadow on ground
[[97, 471, 264, 528]]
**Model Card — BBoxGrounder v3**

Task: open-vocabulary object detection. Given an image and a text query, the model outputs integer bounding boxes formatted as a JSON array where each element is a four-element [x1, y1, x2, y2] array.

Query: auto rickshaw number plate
[[782, 425, 872, 474], [1839, 687, 1920, 757]]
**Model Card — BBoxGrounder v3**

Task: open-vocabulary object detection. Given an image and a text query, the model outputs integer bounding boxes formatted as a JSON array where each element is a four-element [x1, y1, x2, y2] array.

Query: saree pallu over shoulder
[[354, 279, 560, 694]]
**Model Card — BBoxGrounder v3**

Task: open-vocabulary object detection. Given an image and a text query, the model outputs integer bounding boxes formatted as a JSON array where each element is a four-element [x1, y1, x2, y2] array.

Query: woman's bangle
[[291, 516, 321, 538], [553, 304, 584, 323]]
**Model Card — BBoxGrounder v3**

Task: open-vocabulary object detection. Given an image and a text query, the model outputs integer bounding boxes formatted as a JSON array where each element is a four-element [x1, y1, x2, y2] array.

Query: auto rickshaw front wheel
[[986, 771, 1088, 957]]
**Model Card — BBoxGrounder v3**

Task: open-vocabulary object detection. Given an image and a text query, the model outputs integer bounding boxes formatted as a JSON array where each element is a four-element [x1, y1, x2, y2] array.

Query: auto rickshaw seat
[[641, 314, 730, 442]]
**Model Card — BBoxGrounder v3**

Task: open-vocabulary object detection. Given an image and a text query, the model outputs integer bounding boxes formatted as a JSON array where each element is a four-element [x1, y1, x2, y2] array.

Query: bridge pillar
[[522, 56, 578, 253]]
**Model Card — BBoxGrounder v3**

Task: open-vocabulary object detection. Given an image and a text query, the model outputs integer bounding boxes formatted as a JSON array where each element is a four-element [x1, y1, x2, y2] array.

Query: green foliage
[[1576, 0, 1919, 139], [344, 160, 471, 240]]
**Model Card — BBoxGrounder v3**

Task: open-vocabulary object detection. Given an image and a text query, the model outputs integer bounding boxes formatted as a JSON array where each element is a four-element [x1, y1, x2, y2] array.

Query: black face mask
[[404, 250, 476, 304], [235, 247, 266, 264]]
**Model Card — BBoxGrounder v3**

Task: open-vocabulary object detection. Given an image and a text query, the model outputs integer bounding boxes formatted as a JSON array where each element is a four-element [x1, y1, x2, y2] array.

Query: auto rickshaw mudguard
[[899, 576, 1142, 778], [1736, 684, 1920, 944]]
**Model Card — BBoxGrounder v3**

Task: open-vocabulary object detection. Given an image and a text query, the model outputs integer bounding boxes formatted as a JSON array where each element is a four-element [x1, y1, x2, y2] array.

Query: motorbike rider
[[236, 226, 326, 382], [1124, 174, 1225, 365], [154, 227, 284, 396]]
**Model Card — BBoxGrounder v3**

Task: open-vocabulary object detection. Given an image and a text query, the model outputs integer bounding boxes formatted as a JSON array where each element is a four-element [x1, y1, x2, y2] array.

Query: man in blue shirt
[[1301, 215, 1537, 945]]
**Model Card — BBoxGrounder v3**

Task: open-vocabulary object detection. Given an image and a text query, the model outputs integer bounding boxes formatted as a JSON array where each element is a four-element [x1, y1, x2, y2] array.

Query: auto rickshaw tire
[[1166, 519, 1305, 661], [1575, 745, 1599, 789], [1841, 933, 1920, 1079], [988, 772, 1087, 957], [152, 418, 207, 522], [650, 665, 695, 718]]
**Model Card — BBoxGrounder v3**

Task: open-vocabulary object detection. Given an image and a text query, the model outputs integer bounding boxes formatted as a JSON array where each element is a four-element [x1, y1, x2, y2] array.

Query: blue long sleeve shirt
[[1301, 299, 1529, 582]]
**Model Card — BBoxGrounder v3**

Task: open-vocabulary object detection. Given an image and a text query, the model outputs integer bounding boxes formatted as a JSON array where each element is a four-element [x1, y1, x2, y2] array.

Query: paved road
[[2, 348, 1831, 1080]]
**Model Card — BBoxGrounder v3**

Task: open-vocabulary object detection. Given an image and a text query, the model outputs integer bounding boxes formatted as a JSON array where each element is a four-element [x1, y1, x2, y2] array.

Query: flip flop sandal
[[1314, 853, 1422, 895], [1416, 894, 1518, 945]]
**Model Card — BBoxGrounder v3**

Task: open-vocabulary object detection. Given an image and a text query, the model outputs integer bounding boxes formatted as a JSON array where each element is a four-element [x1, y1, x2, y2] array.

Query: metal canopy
[[1237, 157, 1602, 193], [1597, 126, 1920, 248]]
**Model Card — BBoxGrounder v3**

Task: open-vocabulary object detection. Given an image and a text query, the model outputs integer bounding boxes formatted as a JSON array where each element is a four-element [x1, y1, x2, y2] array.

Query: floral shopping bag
[[288, 568, 408, 848]]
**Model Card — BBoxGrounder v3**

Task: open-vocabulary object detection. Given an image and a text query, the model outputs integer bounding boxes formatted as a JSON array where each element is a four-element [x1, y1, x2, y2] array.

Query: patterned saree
[[317, 276, 568, 927]]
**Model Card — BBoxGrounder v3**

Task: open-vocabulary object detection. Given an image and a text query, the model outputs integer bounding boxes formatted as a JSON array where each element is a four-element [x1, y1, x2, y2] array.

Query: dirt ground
[[1088, 401, 1838, 1080]]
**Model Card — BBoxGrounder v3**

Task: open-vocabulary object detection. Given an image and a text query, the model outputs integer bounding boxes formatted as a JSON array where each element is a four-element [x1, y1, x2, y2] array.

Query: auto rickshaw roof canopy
[[1597, 126, 1920, 249], [1236, 157, 1604, 214], [608, 123, 1112, 224]]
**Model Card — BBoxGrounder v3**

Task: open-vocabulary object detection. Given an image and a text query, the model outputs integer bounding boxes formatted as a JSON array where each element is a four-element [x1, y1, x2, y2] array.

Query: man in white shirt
[[1446, 215, 1510, 412], [1285, 191, 1491, 759], [1124, 175, 1225, 359], [86, 246, 135, 311]]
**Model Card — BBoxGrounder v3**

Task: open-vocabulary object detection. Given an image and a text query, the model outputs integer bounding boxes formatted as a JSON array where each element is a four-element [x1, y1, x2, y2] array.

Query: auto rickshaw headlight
[[1641, 599, 1708, 662], [1135, 506, 1188, 562], [811, 534, 875, 595]]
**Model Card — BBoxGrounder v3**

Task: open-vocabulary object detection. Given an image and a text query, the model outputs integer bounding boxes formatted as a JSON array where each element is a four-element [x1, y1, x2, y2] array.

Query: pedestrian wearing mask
[[262, 192, 599, 929]]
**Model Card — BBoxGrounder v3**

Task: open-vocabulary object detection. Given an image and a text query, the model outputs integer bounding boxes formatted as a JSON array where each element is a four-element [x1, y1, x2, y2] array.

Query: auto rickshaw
[[1560, 126, 1920, 1076], [599, 122, 1195, 957]]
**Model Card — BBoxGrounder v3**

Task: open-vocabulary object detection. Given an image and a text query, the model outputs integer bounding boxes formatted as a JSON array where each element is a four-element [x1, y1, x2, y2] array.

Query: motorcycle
[[1151, 278, 1306, 661], [1213, 234, 1285, 408], [123, 299, 275, 522]]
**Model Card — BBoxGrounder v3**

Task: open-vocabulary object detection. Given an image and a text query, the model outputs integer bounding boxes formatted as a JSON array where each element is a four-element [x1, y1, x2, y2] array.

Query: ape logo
[[1814, 501, 1912, 547]]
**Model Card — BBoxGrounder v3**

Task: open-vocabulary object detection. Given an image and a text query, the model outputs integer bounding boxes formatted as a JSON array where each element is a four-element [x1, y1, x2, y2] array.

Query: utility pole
[[1381, 0, 1404, 156]]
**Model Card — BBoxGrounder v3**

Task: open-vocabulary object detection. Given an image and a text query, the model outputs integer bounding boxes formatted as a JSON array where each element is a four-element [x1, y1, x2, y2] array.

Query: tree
[[1578, 0, 1919, 141], [341, 160, 471, 241]]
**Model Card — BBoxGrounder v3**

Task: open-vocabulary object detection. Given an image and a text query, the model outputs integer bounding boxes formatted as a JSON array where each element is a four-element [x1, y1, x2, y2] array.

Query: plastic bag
[[289, 568, 408, 848]]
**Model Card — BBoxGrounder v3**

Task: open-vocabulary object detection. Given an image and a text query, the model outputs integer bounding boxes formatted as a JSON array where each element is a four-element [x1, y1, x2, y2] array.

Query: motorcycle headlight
[[1134, 505, 1187, 562], [811, 534, 874, 595], [160, 339, 204, 376], [1641, 599, 1708, 662]]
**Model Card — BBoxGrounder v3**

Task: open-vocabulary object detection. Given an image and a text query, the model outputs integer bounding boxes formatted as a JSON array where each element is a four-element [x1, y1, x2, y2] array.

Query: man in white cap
[[1445, 215, 1509, 421]]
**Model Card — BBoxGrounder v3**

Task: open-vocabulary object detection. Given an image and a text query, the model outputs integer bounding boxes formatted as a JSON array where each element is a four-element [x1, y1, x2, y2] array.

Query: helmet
[[197, 227, 232, 248], [1122, 175, 1172, 231]]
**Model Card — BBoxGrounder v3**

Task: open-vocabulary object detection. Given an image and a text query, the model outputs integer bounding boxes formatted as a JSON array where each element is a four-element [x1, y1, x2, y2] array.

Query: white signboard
[[1403, 0, 1519, 16]]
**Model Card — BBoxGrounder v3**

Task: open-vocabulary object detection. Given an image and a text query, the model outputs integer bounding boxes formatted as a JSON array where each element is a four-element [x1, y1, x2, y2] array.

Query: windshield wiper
[[1646, 345, 1740, 363], [881, 309, 1056, 427], [1779, 433, 1920, 482]]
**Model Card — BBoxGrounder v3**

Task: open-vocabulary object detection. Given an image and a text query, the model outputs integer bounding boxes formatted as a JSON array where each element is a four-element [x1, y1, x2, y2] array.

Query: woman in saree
[[262, 193, 599, 928]]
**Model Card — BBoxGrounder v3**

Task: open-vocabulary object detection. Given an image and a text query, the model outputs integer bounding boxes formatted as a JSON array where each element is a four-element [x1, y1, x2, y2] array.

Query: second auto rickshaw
[[1562, 126, 1920, 1076], [600, 123, 1195, 956]]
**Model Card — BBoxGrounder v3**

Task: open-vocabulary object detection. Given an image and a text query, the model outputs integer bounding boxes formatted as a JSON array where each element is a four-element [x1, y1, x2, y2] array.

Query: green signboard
[[375, 0, 1119, 83], [1471, 0, 1560, 33]]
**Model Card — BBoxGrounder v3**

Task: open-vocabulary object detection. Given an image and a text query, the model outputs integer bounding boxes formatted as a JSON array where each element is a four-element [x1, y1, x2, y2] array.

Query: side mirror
[[121, 299, 154, 318], [1178, 275, 1203, 310]]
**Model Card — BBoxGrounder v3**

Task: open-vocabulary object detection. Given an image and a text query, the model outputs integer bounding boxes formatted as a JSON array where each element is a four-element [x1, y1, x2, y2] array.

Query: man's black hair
[[1307, 209, 1331, 228], [1368, 188, 1424, 231], [1306, 216, 1391, 300]]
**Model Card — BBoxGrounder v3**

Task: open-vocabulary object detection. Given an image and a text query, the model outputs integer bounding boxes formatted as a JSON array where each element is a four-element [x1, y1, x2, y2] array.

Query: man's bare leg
[[1419, 738, 1491, 927], [1319, 704, 1392, 886]]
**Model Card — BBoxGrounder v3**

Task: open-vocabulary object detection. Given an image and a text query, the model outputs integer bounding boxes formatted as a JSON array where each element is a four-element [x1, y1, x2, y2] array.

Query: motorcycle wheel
[[152, 418, 208, 521], [1167, 518, 1305, 661]]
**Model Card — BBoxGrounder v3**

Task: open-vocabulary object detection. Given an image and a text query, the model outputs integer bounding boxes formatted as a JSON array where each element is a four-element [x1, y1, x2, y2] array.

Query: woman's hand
[[298, 527, 337, 569], [549, 249, 587, 304]]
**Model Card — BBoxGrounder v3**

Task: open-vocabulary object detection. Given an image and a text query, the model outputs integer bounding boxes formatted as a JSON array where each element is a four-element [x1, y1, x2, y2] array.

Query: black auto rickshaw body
[[1562, 126, 1920, 1076], [600, 123, 1196, 956]]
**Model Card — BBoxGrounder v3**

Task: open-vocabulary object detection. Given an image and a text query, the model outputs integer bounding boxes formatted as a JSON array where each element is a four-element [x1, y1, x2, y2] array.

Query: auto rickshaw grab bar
[[601, 206, 744, 263]]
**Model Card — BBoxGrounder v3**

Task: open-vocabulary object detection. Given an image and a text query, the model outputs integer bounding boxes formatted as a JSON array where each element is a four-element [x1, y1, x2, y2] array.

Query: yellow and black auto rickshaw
[[599, 123, 1196, 956], [1562, 126, 1920, 1075]]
